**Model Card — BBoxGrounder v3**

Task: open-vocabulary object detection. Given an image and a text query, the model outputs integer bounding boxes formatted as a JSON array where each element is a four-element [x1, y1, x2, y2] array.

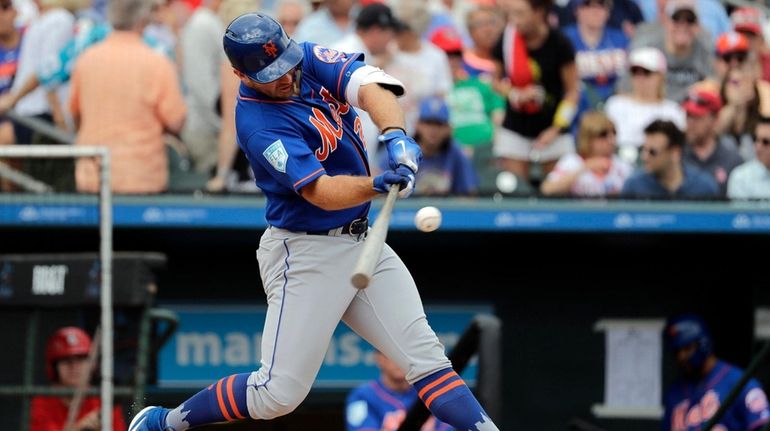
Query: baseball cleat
[[129, 406, 173, 431]]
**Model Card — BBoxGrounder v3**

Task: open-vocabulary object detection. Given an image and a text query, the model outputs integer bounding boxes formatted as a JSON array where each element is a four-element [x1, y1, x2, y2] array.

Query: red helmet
[[45, 327, 91, 381]]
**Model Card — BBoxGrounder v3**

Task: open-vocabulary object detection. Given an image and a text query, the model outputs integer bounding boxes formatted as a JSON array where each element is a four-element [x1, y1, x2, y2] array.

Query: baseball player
[[130, 13, 499, 431], [346, 351, 453, 431], [662, 314, 770, 431]]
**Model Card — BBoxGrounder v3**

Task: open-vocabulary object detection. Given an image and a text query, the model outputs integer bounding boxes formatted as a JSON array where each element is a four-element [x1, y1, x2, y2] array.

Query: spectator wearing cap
[[620, 119, 718, 199], [432, 24, 504, 156], [393, 96, 478, 196], [605, 47, 686, 162], [714, 31, 752, 81], [731, 6, 770, 82], [385, 0, 452, 134], [562, 0, 629, 114], [636, 0, 730, 46], [727, 116, 770, 199], [628, 0, 714, 103], [333, 1, 400, 69], [681, 85, 743, 196], [293, 0, 356, 47], [462, 5, 504, 80]]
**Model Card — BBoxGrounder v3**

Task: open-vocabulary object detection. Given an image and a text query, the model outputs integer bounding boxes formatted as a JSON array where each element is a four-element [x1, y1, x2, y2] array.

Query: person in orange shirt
[[30, 327, 127, 431], [69, 0, 186, 194]]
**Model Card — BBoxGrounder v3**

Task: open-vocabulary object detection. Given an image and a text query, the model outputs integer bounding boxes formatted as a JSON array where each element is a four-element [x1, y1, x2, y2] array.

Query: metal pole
[[99, 148, 113, 431]]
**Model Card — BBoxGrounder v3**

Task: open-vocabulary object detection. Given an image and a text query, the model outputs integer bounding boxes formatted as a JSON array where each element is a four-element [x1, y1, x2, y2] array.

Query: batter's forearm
[[300, 174, 380, 211], [358, 83, 405, 132]]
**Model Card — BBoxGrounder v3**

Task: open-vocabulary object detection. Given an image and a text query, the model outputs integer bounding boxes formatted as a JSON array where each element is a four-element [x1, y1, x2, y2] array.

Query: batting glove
[[373, 166, 415, 198], [378, 130, 422, 173]]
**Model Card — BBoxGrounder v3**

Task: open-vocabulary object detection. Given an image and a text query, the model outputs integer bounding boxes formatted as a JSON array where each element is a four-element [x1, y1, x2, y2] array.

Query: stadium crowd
[[0, 0, 769, 199]]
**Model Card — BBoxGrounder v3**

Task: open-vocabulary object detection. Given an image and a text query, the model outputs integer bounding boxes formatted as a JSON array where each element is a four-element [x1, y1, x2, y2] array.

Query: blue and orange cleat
[[128, 406, 174, 431]]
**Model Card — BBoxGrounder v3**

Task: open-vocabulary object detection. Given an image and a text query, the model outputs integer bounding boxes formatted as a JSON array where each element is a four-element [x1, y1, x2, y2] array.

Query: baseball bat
[[351, 186, 400, 289], [64, 326, 101, 431]]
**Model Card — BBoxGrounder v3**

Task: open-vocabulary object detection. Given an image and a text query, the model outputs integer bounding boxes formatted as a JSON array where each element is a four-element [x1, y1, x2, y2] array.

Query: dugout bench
[[0, 252, 178, 430]]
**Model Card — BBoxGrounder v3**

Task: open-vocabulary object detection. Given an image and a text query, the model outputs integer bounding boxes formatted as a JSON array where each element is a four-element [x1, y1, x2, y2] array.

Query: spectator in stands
[[493, 0, 579, 184], [716, 52, 770, 161], [345, 351, 452, 431], [605, 47, 685, 163], [0, 0, 20, 150], [206, 0, 260, 193], [628, 0, 714, 103], [0, 0, 74, 139], [462, 4, 504, 80], [661, 314, 770, 431], [727, 116, 770, 199], [406, 96, 478, 196], [730, 7, 770, 82], [541, 110, 632, 197], [636, 0, 730, 46], [432, 24, 504, 156], [69, 0, 186, 194], [30, 327, 126, 431], [275, 0, 309, 37], [144, 0, 188, 61], [562, 0, 629, 116], [557, 0, 643, 37], [386, 0, 452, 134], [293, 0, 355, 46], [621, 119, 719, 198], [713, 31, 753, 82], [179, 0, 225, 176], [681, 85, 743, 196]]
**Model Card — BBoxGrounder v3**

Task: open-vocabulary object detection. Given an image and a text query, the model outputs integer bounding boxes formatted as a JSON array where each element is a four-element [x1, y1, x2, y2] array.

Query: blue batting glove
[[373, 166, 416, 198], [378, 130, 422, 173]]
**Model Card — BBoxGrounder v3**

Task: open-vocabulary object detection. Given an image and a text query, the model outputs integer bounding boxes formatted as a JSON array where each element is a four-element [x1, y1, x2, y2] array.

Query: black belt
[[306, 218, 368, 236]]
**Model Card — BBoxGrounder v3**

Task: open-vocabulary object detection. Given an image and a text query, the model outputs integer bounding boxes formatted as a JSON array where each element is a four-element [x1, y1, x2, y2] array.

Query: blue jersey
[[236, 43, 371, 231], [663, 360, 770, 431], [346, 379, 453, 431]]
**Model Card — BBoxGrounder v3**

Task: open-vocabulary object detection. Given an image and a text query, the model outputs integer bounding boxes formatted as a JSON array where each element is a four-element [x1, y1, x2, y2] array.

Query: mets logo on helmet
[[313, 45, 346, 63], [263, 40, 279, 58]]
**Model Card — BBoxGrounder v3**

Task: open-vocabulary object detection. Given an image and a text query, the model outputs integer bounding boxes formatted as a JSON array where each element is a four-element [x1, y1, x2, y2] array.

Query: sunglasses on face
[[755, 136, 770, 146], [580, 0, 607, 8], [671, 11, 697, 25], [596, 128, 616, 138], [641, 146, 666, 157], [0, 2, 12, 10], [630, 66, 654, 76], [720, 52, 748, 64]]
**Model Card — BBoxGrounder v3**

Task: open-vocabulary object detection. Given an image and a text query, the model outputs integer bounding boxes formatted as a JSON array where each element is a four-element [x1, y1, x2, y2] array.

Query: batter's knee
[[246, 377, 310, 419]]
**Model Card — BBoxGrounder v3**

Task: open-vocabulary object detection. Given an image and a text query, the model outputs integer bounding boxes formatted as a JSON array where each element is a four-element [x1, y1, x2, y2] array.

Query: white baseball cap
[[628, 47, 667, 73]]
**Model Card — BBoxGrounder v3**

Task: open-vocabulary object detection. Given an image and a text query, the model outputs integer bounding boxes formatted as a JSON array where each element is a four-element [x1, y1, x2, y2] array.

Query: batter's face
[[235, 67, 300, 99]]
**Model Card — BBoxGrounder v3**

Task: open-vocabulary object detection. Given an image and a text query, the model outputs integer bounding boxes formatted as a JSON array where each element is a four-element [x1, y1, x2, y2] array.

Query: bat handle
[[351, 186, 399, 289]]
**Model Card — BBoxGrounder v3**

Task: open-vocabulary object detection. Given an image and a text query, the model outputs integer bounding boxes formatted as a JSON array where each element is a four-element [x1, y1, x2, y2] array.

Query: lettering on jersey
[[263, 40, 278, 58], [346, 400, 368, 427], [747, 388, 770, 413], [309, 87, 352, 161], [313, 45, 346, 63], [354, 116, 367, 149], [382, 410, 406, 431], [263, 139, 288, 173], [672, 401, 689, 431]]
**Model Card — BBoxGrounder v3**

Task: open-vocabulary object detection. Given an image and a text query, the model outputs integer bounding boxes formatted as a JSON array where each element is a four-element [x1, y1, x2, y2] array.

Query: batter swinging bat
[[351, 186, 400, 289]]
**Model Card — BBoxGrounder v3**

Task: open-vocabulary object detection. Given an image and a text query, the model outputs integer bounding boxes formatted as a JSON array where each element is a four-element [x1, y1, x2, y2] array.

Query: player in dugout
[[129, 11, 499, 431], [662, 314, 770, 431]]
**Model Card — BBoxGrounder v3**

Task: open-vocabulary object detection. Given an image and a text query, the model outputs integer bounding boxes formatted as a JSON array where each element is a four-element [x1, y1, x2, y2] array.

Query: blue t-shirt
[[621, 164, 719, 199], [662, 360, 770, 431], [236, 43, 371, 231], [0, 40, 20, 95], [346, 379, 453, 431]]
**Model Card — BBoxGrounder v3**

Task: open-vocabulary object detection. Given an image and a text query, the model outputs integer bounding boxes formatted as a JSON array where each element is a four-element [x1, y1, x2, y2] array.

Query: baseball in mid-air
[[414, 206, 442, 232]]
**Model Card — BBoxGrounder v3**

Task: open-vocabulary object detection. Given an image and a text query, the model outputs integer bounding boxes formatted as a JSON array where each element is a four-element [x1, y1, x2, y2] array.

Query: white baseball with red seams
[[415, 206, 442, 232]]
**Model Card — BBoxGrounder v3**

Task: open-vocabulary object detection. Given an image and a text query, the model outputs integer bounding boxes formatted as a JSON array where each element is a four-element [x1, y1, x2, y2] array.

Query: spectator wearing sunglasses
[[727, 116, 770, 199], [730, 6, 770, 82], [621, 119, 718, 199], [714, 31, 752, 81], [627, 0, 714, 103], [541, 110, 632, 197], [681, 85, 743, 196], [605, 47, 685, 163]]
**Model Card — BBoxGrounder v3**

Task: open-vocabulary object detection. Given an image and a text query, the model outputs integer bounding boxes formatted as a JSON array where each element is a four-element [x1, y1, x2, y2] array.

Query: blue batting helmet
[[223, 13, 304, 84], [664, 314, 713, 370]]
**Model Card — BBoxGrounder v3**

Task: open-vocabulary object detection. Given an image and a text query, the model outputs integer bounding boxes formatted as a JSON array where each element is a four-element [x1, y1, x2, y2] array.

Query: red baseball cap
[[715, 31, 750, 55], [731, 7, 763, 36], [429, 25, 463, 54], [682, 89, 722, 116]]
